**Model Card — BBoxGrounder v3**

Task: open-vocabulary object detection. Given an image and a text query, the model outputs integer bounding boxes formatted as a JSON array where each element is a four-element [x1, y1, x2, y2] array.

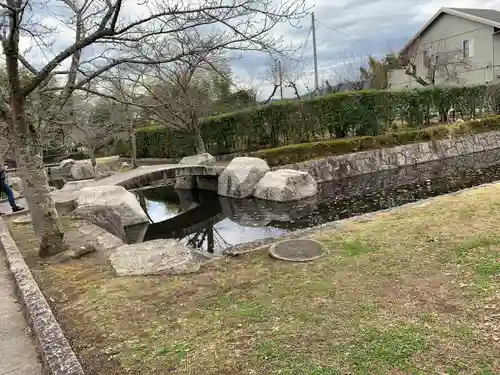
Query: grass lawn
[[6, 182, 500, 375]]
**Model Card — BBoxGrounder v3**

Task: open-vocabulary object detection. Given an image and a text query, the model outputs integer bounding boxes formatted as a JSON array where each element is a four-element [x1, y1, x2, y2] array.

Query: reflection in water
[[138, 188, 288, 253], [134, 147, 500, 253]]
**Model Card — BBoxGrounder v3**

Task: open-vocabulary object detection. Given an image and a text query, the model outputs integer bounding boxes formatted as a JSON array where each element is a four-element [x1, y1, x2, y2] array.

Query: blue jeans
[[0, 179, 16, 208]]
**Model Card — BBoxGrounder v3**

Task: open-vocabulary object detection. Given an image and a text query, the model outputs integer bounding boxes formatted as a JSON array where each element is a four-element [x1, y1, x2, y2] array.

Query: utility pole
[[278, 59, 283, 99], [311, 12, 319, 94]]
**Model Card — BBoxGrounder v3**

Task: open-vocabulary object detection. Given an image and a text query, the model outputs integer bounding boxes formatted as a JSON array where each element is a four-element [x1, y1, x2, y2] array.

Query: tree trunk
[[89, 148, 97, 170], [288, 83, 300, 100], [405, 65, 430, 87], [265, 85, 279, 104], [13, 114, 66, 256], [193, 126, 207, 154], [128, 127, 138, 168], [5, 31, 67, 257]]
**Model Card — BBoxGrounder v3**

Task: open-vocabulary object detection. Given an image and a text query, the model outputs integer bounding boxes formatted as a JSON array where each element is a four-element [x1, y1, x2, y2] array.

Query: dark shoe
[[12, 206, 24, 212]]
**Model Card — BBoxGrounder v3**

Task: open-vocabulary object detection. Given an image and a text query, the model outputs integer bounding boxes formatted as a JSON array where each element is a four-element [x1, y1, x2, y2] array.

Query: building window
[[463, 40, 470, 58]]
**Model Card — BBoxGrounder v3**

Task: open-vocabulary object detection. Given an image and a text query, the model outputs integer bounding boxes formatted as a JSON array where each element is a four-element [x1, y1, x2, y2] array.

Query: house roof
[[400, 7, 500, 55]]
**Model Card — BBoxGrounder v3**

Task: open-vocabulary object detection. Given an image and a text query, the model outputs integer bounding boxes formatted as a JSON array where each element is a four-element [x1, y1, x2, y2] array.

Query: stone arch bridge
[[50, 164, 225, 216], [93, 164, 225, 191]]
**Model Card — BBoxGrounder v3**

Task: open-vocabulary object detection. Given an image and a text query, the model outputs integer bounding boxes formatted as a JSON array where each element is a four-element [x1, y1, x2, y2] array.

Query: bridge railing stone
[[115, 165, 225, 190]]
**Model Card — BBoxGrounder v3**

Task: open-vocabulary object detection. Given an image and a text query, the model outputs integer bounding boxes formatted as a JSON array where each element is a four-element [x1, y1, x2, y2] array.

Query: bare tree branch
[[401, 37, 472, 86]]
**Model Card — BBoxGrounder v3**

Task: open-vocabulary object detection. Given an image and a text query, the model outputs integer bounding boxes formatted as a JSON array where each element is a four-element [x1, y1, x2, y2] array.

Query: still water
[[134, 148, 500, 253]]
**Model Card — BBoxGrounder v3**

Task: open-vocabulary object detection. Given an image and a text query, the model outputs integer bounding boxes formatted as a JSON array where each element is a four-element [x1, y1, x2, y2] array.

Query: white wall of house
[[388, 69, 418, 89], [493, 32, 500, 81], [389, 13, 497, 89]]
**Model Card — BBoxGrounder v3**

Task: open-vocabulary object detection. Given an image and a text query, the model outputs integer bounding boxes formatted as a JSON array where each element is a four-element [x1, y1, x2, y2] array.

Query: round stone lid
[[269, 239, 326, 262]]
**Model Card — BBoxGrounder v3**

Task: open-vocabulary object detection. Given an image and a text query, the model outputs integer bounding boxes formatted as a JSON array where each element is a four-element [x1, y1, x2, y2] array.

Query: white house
[[389, 7, 500, 89]]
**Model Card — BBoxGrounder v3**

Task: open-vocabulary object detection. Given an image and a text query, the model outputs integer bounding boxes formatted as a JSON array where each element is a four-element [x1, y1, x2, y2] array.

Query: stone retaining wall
[[274, 130, 500, 182], [0, 219, 85, 375]]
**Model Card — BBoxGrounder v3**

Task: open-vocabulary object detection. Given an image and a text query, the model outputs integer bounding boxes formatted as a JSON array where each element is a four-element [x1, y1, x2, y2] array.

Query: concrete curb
[[0, 218, 85, 375]]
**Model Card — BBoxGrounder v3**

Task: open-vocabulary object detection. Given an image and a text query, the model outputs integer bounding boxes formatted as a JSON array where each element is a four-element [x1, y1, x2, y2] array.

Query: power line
[[315, 18, 364, 44], [298, 25, 312, 63]]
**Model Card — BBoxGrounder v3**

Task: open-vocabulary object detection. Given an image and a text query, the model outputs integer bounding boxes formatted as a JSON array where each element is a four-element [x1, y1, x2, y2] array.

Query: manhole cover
[[13, 215, 31, 224], [269, 239, 326, 262]]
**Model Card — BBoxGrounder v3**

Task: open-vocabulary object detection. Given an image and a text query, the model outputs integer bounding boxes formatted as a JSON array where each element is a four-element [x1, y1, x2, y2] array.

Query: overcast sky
[[10, 0, 500, 100], [231, 0, 500, 99]]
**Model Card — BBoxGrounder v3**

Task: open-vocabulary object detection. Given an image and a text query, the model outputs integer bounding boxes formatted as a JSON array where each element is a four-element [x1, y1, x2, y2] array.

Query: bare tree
[[241, 65, 265, 102], [331, 51, 370, 91], [138, 49, 224, 153], [0, 0, 308, 256], [322, 80, 341, 94], [103, 67, 145, 168], [401, 38, 472, 86], [262, 46, 308, 102], [66, 94, 122, 167], [263, 56, 281, 103], [281, 56, 307, 99]]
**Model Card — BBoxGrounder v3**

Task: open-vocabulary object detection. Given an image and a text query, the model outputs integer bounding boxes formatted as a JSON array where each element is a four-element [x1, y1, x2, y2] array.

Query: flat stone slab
[[13, 215, 32, 224], [60, 179, 96, 192], [110, 239, 201, 276], [64, 220, 124, 254], [269, 239, 326, 262]]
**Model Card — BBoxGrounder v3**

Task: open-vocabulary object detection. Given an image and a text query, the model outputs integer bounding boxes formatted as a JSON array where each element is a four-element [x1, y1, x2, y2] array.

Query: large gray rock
[[70, 205, 127, 241], [64, 220, 123, 254], [179, 153, 215, 166], [218, 157, 270, 198], [51, 179, 97, 214], [253, 169, 318, 202], [110, 239, 200, 276], [175, 153, 216, 190], [6, 176, 23, 195], [71, 161, 95, 180], [75, 185, 148, 227], [60, 159, 76, 169], [51, 190, 77, 215], [58, 159, 76, 179]]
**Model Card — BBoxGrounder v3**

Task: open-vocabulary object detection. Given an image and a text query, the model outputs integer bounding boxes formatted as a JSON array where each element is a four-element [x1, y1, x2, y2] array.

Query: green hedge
[[136, 126, 195, 159], [252, 115, 500, 167], [136, 84, 500, 158]]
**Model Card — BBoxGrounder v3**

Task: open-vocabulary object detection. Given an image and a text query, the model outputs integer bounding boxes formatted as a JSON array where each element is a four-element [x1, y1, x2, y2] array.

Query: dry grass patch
[[6, 184, 500, 375]]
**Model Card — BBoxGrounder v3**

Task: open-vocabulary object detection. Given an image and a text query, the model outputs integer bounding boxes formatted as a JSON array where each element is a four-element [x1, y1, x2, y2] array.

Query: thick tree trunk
[[16, 140, 66, 256], [5, 30, 67, 257], [128, 127, 138, 168]]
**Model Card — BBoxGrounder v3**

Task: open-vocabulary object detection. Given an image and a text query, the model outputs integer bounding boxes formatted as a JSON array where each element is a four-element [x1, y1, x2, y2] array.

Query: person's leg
[[0, 179, 22, 211], [0, 179, 16, 208]]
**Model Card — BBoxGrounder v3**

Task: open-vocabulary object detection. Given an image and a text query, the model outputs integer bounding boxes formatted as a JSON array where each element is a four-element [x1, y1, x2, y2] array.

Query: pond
[[133, 147, 500, 253]]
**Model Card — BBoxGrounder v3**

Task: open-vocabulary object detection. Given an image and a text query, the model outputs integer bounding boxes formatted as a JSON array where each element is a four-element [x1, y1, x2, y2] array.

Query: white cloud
[[233, 0, 500, 99], [7, 0, 500, 99]]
